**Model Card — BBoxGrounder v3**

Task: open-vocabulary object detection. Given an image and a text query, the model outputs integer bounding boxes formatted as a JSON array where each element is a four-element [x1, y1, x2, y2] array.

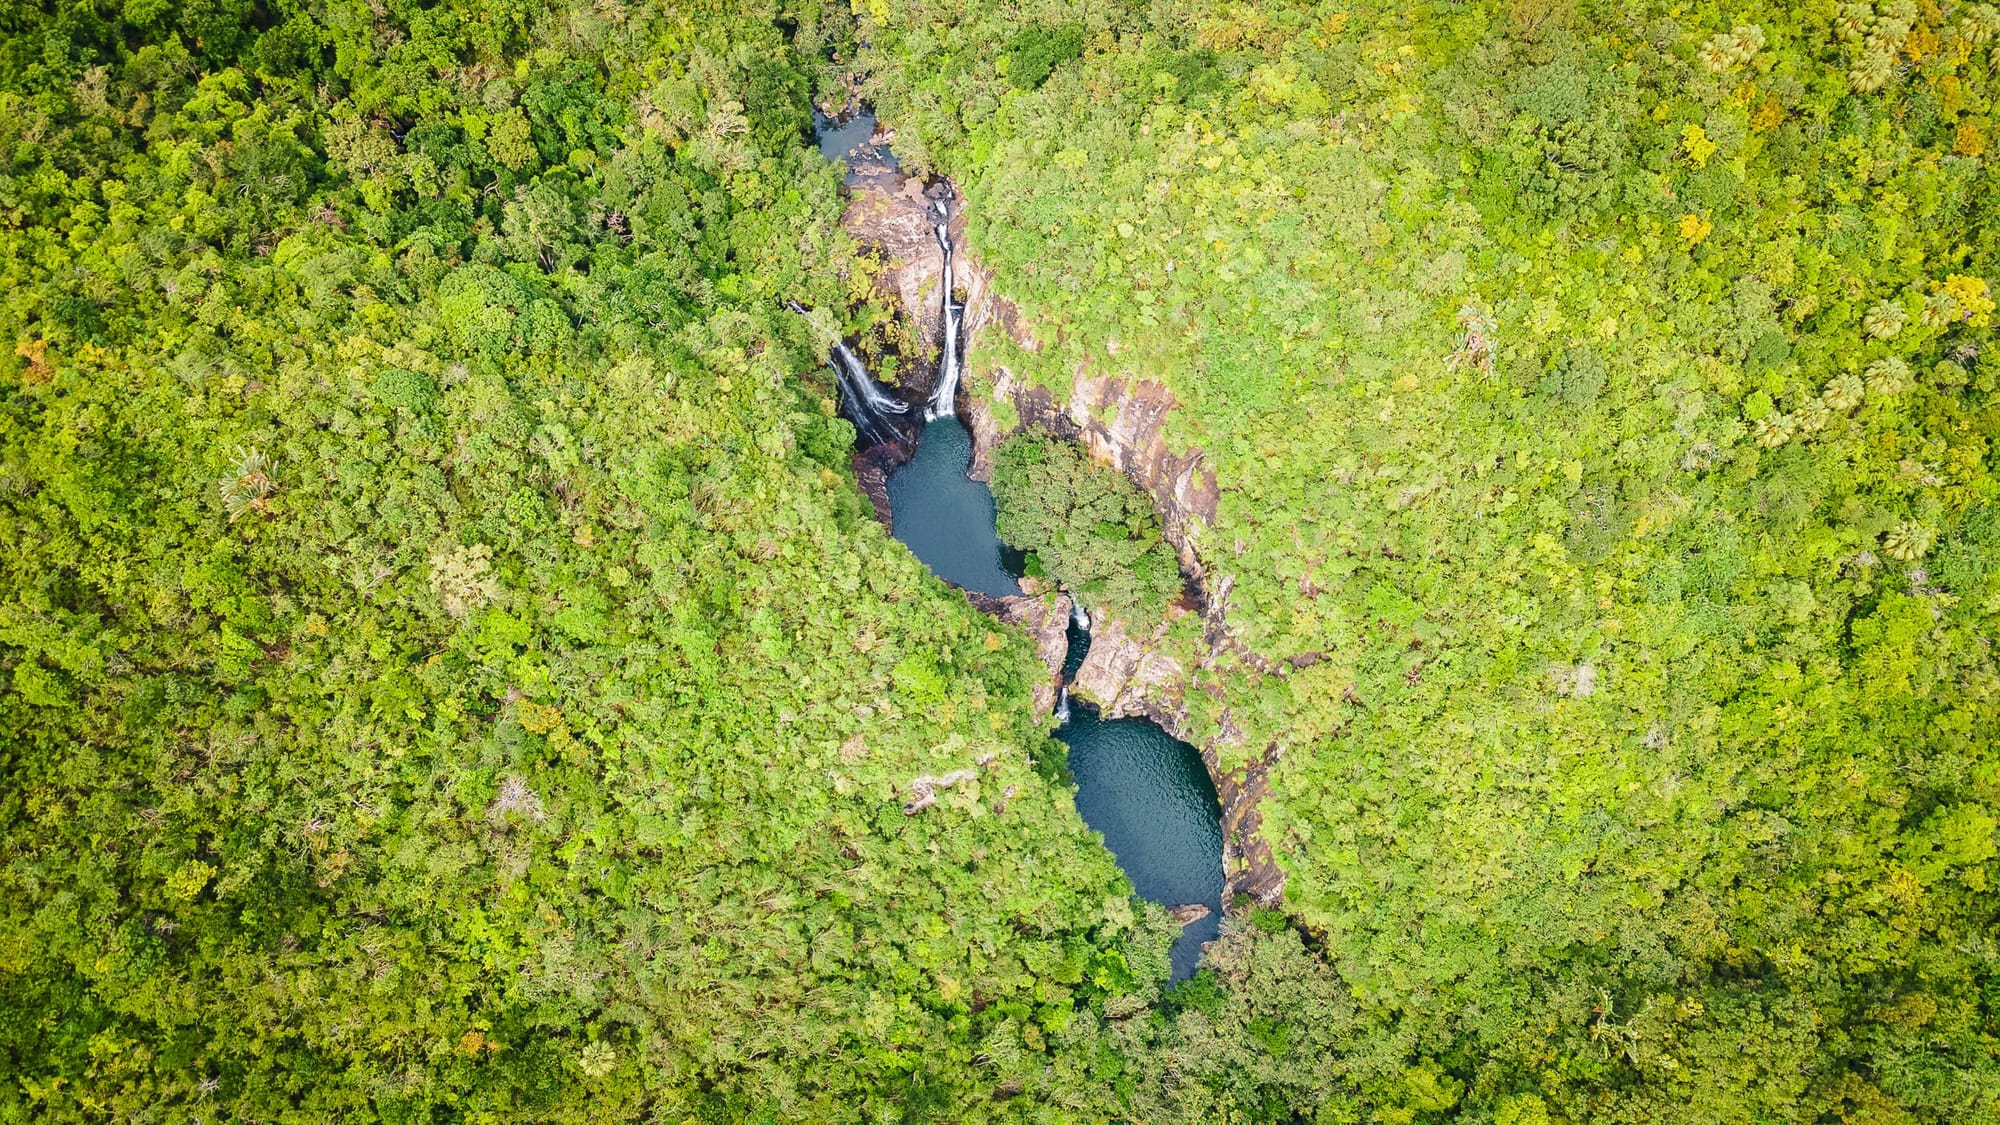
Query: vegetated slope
[[0, 2, 1185, 1119], [864, 1, 2000, 1119], [991, 430, 1183, 627]]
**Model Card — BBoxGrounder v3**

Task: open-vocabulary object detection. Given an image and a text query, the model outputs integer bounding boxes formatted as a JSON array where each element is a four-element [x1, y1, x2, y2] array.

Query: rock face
[[1070, 613, 1186, 720], [966, 589, 1073, 717], [1066, 604, 1286, 908], [942, 273, 1283, 906], [840, 127, 999, 412], [962, 370, 1219, 581], [945, 263, 1284, 909]]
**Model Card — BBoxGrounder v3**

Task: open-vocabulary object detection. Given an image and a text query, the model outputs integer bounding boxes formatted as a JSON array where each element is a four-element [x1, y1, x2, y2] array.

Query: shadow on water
[[1062, 609, 1091, 680]]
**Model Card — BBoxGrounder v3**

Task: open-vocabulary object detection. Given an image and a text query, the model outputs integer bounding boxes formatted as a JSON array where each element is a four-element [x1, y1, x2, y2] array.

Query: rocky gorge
[[829, 103, 1285, 908]]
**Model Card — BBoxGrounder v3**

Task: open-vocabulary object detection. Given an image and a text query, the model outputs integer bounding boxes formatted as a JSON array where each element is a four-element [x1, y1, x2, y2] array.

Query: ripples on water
[[1058, 709, 1224, 981]]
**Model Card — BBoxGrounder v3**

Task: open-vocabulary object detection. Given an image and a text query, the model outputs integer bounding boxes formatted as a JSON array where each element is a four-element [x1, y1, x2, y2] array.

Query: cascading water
[[788, 301, 910, 448], [832, 340, 911, 421], [927, 198, 963, 421], [1055, 686, 1071, 725]]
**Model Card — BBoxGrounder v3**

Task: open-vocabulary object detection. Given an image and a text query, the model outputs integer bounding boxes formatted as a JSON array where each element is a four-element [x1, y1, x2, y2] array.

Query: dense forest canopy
[[992, 431, 1183, 626], [0, 0, 1996, 1122], [0, 0, 1185, 1118], [860, 0, 2000, 1119]]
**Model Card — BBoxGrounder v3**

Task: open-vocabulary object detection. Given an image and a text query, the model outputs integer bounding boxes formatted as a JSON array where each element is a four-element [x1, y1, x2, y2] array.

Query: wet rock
[[1167, 903, 1212, 926], [840, 140, 1021, 417], [844, 168, 946, 344], [1072, 613, 1187, 723], [842, 174, 992, 405], [849, 442, 910, 527]]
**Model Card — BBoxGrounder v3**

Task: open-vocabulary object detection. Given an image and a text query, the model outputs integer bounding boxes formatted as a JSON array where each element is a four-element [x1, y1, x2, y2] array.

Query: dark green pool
[[886, 419, 1023, 597], [1057, 706, 1225, 980], [813, 108, 898, 186]]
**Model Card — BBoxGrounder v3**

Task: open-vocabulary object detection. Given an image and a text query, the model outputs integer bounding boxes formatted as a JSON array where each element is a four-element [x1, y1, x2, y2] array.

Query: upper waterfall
[[926, 198, 963, 421]]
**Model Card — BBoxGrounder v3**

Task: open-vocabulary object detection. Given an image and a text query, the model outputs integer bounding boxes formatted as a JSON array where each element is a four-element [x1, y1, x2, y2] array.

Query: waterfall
[[829, 341, 909, 447], [831, 340, 911, 419], [927, 198, 963, 421], [1055, 686, 1071, 725], [1071, 601, 1090, 632], [789, 302, 910, 447]]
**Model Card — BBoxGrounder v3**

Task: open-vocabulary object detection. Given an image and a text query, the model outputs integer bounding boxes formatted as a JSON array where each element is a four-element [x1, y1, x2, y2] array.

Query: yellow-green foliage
[[0, 1, 1174, 1120], [864, 0, 2000, 1119], [5, 0, 2000, 1118]]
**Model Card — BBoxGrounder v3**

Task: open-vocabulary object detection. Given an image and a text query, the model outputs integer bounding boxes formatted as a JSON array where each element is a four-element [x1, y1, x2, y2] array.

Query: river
[[815, 104, 1224, 983]]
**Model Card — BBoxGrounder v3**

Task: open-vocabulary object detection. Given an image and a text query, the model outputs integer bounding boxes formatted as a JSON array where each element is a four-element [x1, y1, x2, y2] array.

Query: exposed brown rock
[[961, 371, 1219, 583], [945, 270, 1290, 907], [1069, 611, 1285, 907], [1072, 612, 1188, 722], [843, 161, 948, 349], [1167, 903, 1213, 926], [841, 142, 999, 411], [966, 589, 1072, 716], [1213, 741, 1286, 908], [956, 337, 1282, 905]]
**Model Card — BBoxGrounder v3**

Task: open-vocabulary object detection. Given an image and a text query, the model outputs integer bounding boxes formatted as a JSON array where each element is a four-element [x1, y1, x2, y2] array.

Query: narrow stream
[[814, 106, 1224, 982]]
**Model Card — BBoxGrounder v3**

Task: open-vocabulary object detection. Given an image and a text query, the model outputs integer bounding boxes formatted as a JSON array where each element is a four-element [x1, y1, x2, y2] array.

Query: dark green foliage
[[1156, 48, 1229, 105], [991, 429, 1181, 626], [1539, 346, 1606, 407], [7, 0, 2000, 1118], [1002, 24, 1085, 91], [1503, 53, 1636, 221]]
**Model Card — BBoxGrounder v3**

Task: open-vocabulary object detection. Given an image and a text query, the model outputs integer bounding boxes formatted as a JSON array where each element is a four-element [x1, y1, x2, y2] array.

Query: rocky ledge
[[1065, 601, 1285, 907], [966, 588, 1073, 718]]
